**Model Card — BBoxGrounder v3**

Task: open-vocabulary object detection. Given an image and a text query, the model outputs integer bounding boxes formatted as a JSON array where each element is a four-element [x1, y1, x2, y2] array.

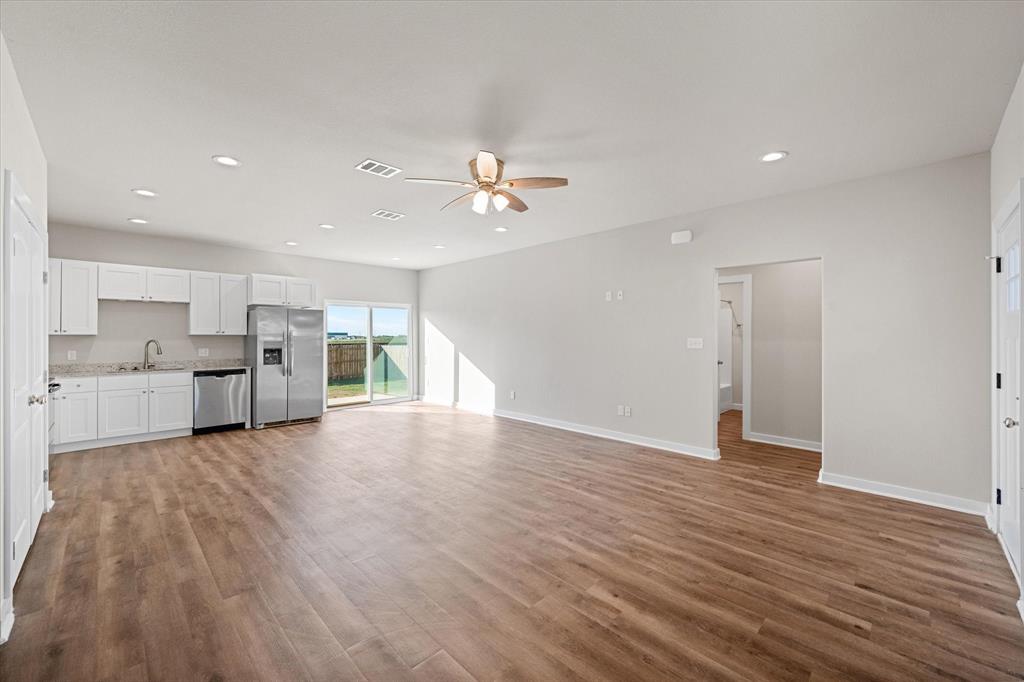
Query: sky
[[327, 305, 407, 336]]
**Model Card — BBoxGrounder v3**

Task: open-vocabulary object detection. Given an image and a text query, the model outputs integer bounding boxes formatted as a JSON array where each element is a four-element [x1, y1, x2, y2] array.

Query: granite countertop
[[50, 358, 250, 378]]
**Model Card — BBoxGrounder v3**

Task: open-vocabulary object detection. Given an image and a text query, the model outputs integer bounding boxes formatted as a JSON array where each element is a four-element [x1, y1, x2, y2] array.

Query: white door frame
[[322, 299, 416, 409], [716, 274, 752, 440], [2, 171, 51, 643], [990, 178, 1023, 604]]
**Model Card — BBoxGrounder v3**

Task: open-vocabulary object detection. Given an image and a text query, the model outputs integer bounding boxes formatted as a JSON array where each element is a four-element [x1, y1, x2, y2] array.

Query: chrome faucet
[[144, 339, 163, 370]]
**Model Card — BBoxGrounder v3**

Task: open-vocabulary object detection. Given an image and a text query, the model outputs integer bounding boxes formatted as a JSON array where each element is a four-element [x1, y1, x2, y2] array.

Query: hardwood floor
[[2, 406, 1022, 681]]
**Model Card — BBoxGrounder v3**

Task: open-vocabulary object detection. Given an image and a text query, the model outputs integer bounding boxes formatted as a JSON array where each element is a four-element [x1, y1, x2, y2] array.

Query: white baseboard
[[995, 527, 1022, 588], [455, 402, 494, 416], [0, 597, 12, 644], [729, 402, 743, 411], [51, 428, 193, 454], [1018, 598, 1024, 627], [817, 470, 989, 517], [45, 489, 54, 512], [493, 409, 720, 460], [748, 431, 822, 452], [419, 394, 455, 408]]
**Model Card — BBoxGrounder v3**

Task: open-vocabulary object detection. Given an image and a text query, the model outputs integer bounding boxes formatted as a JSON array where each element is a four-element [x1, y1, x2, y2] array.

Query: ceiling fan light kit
[[406, 150, 568, 215]]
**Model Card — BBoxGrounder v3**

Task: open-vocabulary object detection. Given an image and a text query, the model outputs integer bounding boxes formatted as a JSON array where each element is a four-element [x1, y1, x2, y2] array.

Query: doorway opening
[[714, 258, 823, 465], [325, 302, 412, 408]]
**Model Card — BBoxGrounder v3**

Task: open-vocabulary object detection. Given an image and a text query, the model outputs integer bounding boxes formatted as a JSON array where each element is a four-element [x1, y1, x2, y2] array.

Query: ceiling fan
[[405, 150, 568, 214]]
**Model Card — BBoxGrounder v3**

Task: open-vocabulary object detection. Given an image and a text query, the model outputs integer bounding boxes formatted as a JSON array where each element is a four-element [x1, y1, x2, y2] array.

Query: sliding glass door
[[325, 303, 411, 407], [371, 307, 411, 401]]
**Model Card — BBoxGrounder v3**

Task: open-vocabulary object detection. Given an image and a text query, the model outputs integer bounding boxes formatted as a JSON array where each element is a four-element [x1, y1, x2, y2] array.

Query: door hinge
[[43, 469, 49, 482], [996, 372, 1002, 389], [996, 256, 1002, 273], [43, 270, 48, 284], [996, 488, 1002, 505]]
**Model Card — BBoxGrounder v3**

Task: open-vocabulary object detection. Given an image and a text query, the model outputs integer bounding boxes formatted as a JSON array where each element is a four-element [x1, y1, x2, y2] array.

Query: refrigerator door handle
[[287, 329, 294, 377]]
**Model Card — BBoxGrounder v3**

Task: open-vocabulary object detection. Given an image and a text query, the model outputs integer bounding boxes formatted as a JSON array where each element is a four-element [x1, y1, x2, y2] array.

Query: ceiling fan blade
[[494, 190, 528, 212], [500, 177, 568, 190], [440, 191, 477, 211], [405, 177, 476, 188], [476, 150, 499, 182]]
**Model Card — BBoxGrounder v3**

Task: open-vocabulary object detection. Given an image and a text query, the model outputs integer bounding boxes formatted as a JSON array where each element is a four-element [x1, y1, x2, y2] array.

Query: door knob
[[1004, 417, 1019, 428]]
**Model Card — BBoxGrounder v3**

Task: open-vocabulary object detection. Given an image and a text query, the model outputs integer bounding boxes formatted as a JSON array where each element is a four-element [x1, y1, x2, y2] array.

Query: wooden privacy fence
[[328, 342, 409, 381]]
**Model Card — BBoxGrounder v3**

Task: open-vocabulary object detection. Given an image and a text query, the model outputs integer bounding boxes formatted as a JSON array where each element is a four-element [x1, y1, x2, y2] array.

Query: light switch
[[624, 406, 632, 417], [616, 290, 624, 301], [510, 390, 516, 400], [198, 348, 209, 357], [605, 291, 612, 302], [67, 350, 77, 361], [617, 405, 624, 416], [686, 337, 704, 349]]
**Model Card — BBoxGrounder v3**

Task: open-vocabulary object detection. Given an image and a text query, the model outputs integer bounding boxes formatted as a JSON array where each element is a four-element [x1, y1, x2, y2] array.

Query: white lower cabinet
[[98, 388, 150, 439], [58, 391, 98, 444], [149, 385, 194, 432]]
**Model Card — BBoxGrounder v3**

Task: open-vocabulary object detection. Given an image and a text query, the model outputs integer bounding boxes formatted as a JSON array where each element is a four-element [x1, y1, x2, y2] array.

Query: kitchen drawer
[[98, 374, 149, 391], [148, 371, 193, 388], [53, 376, 97, 393]]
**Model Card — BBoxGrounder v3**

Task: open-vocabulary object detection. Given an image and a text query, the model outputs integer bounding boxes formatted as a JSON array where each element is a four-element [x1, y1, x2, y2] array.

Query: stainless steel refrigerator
[[245, 306, 324, 428]]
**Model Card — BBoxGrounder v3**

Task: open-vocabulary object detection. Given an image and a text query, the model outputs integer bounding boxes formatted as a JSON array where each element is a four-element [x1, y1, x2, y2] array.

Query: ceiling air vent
[[372, 209, 406, 221], [355, 158, 402, 178]]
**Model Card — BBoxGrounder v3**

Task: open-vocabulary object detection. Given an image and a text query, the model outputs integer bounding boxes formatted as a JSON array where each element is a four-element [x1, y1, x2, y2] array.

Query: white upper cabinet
[[188, 272, 221, 334], [248, 273, 318, 307], [286, 278, 318, 307], [220, 274, 249, 334], [249, 273, 288, 305], [189, 271, 248, 335], [98, 263, 148, 300], [48, 258, 62, 334], [51, 258, 98, 335], [146, 267, 190, 302]]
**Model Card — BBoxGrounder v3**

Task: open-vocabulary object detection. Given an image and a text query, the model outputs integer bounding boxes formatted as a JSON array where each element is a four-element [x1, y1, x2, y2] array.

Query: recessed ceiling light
[[494, 226, 508, 232], [212, 155, 241, 167], [127, 218, 148, 224], [760, 151, 789, 163], [433, 244, 446, 249], [284, 241, 298, 246], [131, 188, 158, 197], [318, 223, 336, 230], [391, 257, 401, 261]]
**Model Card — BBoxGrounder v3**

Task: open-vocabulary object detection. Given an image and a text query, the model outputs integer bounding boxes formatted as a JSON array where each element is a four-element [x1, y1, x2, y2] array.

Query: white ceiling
[[2, 1, 1023, 270]]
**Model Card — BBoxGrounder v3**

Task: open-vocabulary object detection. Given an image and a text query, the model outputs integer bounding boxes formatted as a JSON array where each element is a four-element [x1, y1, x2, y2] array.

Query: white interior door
[[4, 174, 47, 588], [996, 189, 1022, 580], [717, 298, 732, 416]]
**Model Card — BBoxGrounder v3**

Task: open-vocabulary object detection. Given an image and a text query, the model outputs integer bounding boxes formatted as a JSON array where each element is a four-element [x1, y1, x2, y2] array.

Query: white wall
[[991, 63, 1023, 216], [720, 260, 822, 445], [0, 31, 48, 633], [48, 222, 417, 367], [420, 153, 990, 503]]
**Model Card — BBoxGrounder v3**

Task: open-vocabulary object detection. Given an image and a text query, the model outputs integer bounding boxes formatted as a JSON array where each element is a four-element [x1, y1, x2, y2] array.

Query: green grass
[[327, 376, 409, 402]]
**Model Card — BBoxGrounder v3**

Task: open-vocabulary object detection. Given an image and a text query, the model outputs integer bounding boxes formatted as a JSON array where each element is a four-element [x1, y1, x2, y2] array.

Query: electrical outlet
[[616, 290, 624, 301], [510, 390, 516, 400], [198, 348, 209, 357], [605, 290, 612, 302], [624, 406, 632, 417], [67, 350, 77, 361], [617, 405, 625, 416]]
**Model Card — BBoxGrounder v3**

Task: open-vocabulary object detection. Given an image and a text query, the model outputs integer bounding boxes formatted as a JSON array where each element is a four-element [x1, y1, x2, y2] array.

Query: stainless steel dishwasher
[[193, 368, 249, 434]]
